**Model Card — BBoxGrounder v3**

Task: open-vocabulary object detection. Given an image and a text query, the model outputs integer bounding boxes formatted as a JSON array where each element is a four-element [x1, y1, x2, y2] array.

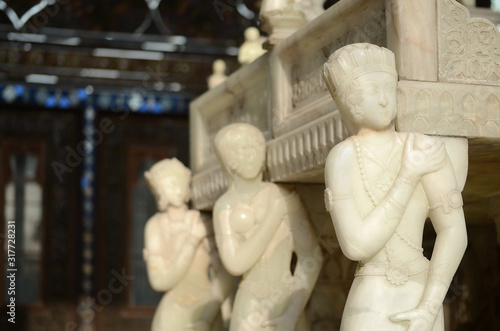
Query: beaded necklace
[[352, 134, 424, 285]]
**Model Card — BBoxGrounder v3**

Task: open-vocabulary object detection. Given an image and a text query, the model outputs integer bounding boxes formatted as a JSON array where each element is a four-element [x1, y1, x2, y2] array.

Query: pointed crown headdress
[[323, 43, 397, 98]]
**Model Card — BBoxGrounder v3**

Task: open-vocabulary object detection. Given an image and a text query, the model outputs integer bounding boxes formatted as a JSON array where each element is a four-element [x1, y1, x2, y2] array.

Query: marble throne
[[190, 0, 500, 329]]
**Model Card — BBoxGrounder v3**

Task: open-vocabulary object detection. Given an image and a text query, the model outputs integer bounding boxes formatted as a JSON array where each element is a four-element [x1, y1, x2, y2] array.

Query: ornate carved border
[[397, 80, 500, 137], [267, 111, 347, 182], [191, 165, 227, 211], [439, 0, 500, 85]]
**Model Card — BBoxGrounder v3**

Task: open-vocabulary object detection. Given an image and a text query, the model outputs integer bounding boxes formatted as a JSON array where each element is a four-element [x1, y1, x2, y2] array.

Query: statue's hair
[[323, 43, 397, 135], [144, 158, 191, 194], [213, 123, 265, 174]]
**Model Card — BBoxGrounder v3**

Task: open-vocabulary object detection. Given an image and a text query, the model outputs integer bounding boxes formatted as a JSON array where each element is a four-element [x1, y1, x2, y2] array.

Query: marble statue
[[213, 123, 322, 331], [143, 158, 234, 331], [208, 59, 228, 89], [322, 43, 468, 331], [238, 27, 266, 65]]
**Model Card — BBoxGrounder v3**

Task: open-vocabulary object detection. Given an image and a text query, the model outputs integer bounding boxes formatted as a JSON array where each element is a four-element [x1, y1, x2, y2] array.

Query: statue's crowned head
[[214, 123, 266, 179], [323, 43, 398, 135], [145, 158, 191, 209]]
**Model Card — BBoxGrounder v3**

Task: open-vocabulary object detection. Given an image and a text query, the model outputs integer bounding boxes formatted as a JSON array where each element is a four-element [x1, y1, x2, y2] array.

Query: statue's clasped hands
[[401, 133, 446, 180], [175, 212, 206, 245]]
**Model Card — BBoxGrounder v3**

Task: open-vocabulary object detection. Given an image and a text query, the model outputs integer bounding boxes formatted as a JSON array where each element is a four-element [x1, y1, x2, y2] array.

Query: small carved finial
[[208, 59, 227, 89], [259, 0, 325, 48], [238, 27, 266, 65]]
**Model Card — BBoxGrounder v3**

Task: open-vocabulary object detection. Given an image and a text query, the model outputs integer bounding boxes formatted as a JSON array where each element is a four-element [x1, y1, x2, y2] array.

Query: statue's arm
[[390, 149, 467, 329], [213, 190, 286, 275], [209, 246, 235, 301], [325, 144, 413, 261], [422, 156, 467, 303], [325, 135, 446, 261], [143, 213, 203, 291]]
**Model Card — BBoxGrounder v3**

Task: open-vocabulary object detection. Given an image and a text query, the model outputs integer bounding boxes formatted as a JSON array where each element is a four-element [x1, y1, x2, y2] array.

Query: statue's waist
[[355, 256, 430, 286]]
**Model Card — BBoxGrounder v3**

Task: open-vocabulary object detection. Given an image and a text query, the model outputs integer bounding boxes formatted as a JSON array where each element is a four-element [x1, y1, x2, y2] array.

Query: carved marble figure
[[208, 59, 228, 89], [213, 123, 322, 331], [143, 158, 233, 331], [238, 27, 266, 65], [322, 43, 468, 331]]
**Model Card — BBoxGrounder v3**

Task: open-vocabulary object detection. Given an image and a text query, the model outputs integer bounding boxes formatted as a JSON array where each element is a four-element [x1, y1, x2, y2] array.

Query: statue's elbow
[[147, 274, 172, 292], [341, 243, 369, 262], [220, 251, 252, 276], [146, 265, 177, 291], [223, 260, 248, 276]]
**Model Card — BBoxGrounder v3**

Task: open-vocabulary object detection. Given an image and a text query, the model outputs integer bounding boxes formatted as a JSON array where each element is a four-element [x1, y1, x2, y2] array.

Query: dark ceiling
[[0, 0, 339, 98], [0, 0, 262, 40]]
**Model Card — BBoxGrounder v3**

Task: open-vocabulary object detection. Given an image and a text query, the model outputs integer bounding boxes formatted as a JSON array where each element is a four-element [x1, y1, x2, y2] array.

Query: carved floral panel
[[439, 0, 500, 84], [397, 80, 500, 138]]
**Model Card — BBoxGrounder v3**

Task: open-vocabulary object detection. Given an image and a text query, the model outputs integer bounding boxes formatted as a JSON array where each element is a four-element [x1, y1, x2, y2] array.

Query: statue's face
[[351, 71, 397, 131], [224, 135, 265, 180], [154, 175, 189, 210]]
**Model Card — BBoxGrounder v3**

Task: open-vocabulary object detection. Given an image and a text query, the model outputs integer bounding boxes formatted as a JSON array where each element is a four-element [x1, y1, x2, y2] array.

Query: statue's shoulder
[[259, 182, 288, 203], [144, 213, 164, 240], [213, 192, 231, 214], [262, 181, 280, 193], [146, 212, 163, 226], [325, 137, 356, 169], [275, 183, 305, 212]]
